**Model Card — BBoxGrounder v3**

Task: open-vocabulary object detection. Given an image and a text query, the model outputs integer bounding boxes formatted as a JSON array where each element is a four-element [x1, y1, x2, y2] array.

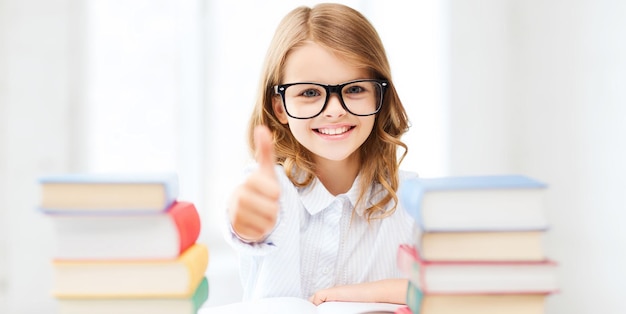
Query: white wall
[[0, 0, 78, 312], [448, 0, 513, 174], [514, 1, 626, 312], [447, 0, 626, 312], [0, 0, 8, 309]]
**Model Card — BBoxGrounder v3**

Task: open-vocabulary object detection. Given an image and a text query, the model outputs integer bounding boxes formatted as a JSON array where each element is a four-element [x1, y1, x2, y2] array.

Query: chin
[[316, 150, 359, 163]]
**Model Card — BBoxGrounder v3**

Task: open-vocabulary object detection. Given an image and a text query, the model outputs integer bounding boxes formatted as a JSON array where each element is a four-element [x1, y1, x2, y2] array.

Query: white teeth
[[318, 126, 350, 135]]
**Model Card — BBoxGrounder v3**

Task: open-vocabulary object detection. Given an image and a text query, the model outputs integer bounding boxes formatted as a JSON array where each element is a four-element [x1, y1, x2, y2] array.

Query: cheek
[[287, 120, 310, 140], [362, 117, 376, 135]]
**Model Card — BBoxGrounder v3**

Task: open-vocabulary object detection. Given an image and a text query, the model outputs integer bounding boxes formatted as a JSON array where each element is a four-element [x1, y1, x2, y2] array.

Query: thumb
[[254, 125, 276, 177]]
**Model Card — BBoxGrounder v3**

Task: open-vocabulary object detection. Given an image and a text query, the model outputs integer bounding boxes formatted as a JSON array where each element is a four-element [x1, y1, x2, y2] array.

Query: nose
[[323, 93, 346, 118]]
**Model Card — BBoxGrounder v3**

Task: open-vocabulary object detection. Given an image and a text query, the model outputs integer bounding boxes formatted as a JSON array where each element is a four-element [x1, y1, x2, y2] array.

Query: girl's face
[[272, 41, 376, 165]]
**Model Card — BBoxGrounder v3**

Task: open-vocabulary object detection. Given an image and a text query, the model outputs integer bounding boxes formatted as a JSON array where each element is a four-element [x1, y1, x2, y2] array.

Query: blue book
[[39, 172, 178, 214], [400, 175, 548, 231]]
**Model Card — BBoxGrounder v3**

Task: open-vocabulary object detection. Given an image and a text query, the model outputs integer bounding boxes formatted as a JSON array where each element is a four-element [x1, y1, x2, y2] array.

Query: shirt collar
[[299, 174, 382, 217]]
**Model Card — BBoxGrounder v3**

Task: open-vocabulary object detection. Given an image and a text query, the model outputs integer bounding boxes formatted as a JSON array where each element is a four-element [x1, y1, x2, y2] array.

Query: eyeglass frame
[[273, 79, 389, 119]]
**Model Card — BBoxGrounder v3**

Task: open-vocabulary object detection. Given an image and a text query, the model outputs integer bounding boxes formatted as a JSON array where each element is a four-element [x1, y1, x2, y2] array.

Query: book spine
[[192, 277, 209, 311], [179, 244, 209, 294], [394, 306, 413, 314], [397, 245, 429, 293], [168, 202, 201, 254], [397, 244, 416, 276], [406, 281, 423, 314]]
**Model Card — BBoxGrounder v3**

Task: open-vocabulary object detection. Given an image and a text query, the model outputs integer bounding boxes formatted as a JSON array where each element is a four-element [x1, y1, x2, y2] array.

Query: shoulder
[[399, 169, 419, 183], [274, 164, 297, 190], [395, 169, 419, 219]]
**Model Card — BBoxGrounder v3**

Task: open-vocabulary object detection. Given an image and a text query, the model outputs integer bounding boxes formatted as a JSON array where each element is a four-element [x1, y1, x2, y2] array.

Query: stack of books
[[38, 173, 209, 314], [396, 175, 558, 314]]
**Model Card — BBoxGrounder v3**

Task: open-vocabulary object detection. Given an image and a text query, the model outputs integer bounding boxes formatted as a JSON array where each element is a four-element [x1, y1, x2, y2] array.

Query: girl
[[226, 3, 417, 305]]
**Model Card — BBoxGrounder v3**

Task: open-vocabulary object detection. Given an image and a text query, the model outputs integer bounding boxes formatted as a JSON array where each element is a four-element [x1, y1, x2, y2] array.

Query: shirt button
[[322, 267, 331, 274]]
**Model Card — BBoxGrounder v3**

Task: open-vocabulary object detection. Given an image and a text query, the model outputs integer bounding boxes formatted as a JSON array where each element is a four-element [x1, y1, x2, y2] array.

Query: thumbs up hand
[[228, 125, 281, 242]]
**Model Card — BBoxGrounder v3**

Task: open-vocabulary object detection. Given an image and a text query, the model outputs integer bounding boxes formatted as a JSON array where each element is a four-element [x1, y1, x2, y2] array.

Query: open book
[[202, 297, 403, 314]]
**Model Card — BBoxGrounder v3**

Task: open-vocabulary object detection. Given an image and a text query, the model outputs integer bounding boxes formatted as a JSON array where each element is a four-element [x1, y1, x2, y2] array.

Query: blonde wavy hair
[[247, 3, 410, 219]]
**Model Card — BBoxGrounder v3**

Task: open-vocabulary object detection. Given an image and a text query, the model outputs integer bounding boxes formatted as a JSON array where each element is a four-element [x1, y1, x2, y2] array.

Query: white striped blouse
[[225, 165, 418, 300]]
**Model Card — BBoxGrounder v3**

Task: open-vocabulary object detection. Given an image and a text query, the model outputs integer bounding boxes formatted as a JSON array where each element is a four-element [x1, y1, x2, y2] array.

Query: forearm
[[309, 279, 408, 305]]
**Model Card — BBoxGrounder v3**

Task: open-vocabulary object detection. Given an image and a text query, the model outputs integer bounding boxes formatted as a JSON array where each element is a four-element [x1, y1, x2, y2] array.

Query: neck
[[314, 153, 360, 196]]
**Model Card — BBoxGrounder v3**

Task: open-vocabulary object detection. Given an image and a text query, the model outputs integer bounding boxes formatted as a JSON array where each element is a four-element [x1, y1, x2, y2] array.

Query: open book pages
[[202, 297, 403, 314]]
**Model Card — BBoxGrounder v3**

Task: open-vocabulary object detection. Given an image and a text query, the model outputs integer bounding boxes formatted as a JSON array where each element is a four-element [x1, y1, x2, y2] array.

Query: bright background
[[1, 0, 625, 313]]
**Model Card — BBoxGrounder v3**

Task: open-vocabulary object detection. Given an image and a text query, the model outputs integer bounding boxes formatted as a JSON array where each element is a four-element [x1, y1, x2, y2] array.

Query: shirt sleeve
[[224, 216, 282, 257]]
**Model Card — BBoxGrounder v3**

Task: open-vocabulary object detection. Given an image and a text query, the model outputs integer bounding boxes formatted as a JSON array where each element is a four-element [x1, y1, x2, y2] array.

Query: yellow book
[[53, 243, 208, 298], [57, 277, 209, 314]]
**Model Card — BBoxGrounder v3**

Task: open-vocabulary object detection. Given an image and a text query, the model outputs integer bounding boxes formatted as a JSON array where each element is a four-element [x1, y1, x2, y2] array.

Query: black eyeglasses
[[273, 79, 388, 119]]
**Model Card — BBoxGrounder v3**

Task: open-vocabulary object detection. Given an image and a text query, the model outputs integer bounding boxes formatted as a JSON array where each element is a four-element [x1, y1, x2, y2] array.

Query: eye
[[301, 89, 321, 97], [345, 85, 365, 94]]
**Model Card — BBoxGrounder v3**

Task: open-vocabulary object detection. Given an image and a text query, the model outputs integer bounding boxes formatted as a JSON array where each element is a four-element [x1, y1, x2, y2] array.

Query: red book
[[397, 244, 558, 295], [51, 201, 201, 261]]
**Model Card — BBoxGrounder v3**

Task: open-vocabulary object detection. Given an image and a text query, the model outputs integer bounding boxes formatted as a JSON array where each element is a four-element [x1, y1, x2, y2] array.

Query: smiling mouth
[[315, 126, 355, 135]]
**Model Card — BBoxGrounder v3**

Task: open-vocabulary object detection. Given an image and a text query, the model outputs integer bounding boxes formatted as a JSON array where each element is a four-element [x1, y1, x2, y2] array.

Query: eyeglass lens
[[283, 81, 382, 118]]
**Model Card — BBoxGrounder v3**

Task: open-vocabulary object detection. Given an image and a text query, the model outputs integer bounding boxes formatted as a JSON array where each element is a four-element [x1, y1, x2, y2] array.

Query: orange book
[[52, 243, 209, 298], [52, 201, 201, 261]]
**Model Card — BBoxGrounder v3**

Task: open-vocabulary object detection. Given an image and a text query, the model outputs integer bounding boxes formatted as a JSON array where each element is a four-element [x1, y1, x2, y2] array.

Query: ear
[[272, 96, 289, 124]]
